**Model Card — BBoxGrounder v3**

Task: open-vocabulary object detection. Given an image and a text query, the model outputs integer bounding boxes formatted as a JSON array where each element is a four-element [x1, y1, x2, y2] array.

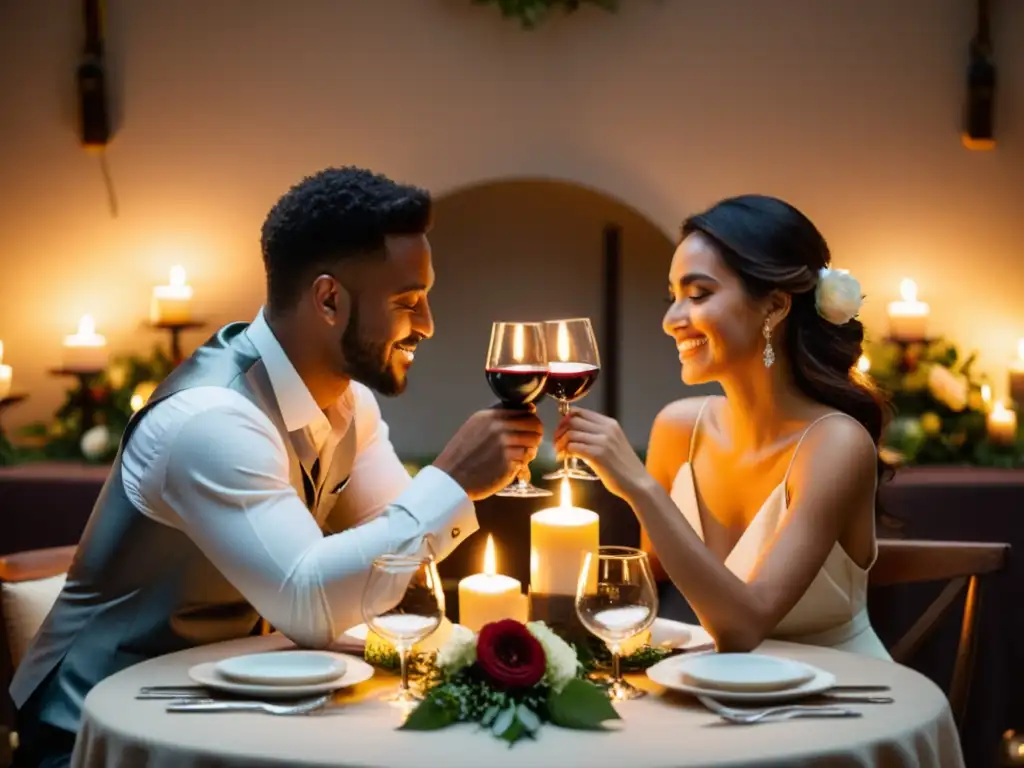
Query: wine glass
[[575, 546, 658, 701], [485, 321, 552, 498], [542, 318, 601, 481], [361, 554, 445, 704]]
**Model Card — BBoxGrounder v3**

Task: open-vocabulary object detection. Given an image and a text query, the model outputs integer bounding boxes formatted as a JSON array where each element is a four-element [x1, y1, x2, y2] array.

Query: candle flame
[[992, 401, 1011, 419], [559, 477, 572, 508], [556, 321, 570, 362], [169, 265, 187, 287], [857, 355, 870, 373], [78, 315, 96, 336], [512, 324, 524, 363], [899, 279, 918, 303], [981, 383, 992, 405], [483, 534, 497, 577]]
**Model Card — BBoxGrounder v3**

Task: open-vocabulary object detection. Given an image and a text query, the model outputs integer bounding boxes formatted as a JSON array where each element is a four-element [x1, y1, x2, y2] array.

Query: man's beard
[[340, 302, 412, 396]]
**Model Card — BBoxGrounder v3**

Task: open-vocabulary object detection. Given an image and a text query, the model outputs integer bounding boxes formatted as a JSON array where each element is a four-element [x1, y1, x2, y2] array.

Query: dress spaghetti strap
[[687, 397, 712, 464], [782, 412, 859, 485]]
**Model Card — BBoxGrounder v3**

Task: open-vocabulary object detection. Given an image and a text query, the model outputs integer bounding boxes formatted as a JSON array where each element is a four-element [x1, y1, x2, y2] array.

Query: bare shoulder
[[788, 414, 878, 497], [646, 395, 721, 485], [650, 395, 720, 444]]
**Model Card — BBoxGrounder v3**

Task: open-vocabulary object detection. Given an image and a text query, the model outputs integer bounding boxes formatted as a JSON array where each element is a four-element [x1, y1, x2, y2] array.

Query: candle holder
[[0, 393, 28, 440], [49, 368, 104, 436], [146, 320, 206, 366]]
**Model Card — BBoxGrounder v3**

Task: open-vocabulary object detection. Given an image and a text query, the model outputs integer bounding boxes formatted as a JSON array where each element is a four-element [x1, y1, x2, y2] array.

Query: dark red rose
[[475, 619, 546, 690]]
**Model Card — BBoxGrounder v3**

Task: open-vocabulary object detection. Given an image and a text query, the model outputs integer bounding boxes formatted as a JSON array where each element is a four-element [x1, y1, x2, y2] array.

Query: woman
[[555, 194, 891, 659]]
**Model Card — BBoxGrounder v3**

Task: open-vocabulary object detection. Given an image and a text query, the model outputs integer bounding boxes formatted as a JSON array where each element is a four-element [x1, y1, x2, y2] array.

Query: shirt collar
[[246, 307, 352, 435]]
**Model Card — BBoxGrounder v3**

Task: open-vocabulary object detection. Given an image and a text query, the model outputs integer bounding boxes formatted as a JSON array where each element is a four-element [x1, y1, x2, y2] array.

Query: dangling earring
[[762, 318, 775, 368]]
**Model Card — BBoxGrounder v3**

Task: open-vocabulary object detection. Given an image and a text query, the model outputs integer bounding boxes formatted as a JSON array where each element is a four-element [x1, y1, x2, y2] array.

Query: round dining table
[[71, 633, 964, 768]]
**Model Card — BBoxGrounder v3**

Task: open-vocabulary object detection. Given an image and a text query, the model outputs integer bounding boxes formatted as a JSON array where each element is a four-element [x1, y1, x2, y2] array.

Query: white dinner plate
[[215, 651, 348, 686], [189, 653, 373, 699], [675, 653, 817, 692], [646, 653, 836, 703]]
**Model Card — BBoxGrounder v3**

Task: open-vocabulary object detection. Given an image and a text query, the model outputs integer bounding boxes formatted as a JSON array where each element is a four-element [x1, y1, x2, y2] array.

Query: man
[[11, 167, 543, 766]]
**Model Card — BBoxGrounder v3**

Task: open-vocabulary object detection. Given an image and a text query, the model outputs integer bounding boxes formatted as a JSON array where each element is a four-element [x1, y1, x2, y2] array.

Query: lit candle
[[981, 381, 993, 410], [457, 535, 528, 632], [887, 279, 929, 342], [530, 478, 600, 595], [857, 355, 870, 374], [150, 265, 193, 324], [0, 341, 12, 400], [62, 315, 109, 372], [1009, 339, 1024, 409], [987, 401, 1018, 447]]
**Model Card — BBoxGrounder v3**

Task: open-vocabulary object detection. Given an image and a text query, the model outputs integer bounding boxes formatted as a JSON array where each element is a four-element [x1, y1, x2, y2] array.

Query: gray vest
[[10, 322, 357, 732]]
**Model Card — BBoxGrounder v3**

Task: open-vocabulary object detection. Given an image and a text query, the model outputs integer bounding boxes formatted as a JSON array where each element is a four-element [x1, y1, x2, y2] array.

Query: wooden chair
[[0, 545, 77, 765], [870, 538, 1009, 729]]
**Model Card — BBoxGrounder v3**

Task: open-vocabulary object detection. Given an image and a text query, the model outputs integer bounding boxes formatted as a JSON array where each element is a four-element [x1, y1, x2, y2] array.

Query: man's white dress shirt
[[120, 310, 477, 647]]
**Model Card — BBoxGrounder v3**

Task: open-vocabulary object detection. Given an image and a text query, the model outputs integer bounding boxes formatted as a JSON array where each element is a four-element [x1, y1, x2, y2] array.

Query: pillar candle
[[530, 478, 600, 595], [1009, 339, 1024, 408], [458, 535, 527, 632], [0, 341, 11, 400], [150, 265, 193, 324], [987, 402, 1018, 447], [62, 315, 109, 372], [887, 279, 929, 342]]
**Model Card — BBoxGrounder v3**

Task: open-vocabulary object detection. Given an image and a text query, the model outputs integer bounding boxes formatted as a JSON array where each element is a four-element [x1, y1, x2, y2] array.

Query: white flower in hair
[[815, 267, 863, 325]]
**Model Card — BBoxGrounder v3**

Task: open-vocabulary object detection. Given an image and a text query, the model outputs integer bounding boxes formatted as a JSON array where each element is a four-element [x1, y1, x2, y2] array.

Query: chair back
[[0, 546, 76, 732], [870, 538, 1008, 729]]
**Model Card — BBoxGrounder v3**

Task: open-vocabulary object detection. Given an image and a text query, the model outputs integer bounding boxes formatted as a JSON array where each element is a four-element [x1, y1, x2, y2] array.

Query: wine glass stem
[[611, 649, 622, 684], [559, 400, 570, 473], [398, 646, 411, 693]]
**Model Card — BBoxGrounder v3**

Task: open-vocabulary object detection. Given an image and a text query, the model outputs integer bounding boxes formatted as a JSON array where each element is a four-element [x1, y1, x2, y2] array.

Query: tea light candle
[[458, 535, 527, 632], [530, 478, 599, 595], [150, 265, 193, 324], [62, 315, 108, 372], [987, 402, 1018, 447], [887, 279, 929, 342], [0, 341, 12, 400], [1009, 339, 1024, 408]]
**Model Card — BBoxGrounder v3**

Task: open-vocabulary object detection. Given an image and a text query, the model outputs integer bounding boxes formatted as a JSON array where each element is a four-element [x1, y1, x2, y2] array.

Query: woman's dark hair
[[681, 194, 894, 498]]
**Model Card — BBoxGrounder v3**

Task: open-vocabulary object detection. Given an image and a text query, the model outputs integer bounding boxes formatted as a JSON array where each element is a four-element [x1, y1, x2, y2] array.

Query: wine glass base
[[542, 468, 600, 481], [592, 676, 646, 701], [381, 686, 424, 705], [496, 484, 553, 498]]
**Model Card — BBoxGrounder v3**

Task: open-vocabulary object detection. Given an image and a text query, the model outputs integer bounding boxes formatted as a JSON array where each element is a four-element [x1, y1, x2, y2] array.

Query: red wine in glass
[[544, 362, 600, 403], [485, 364, 548, 406], [542, 318, 601, 481], [485, 322, 553, 498]]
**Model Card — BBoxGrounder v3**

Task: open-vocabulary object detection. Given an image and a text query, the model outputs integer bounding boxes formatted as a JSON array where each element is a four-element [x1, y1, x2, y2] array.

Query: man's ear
[[311, 274, 352, 330]]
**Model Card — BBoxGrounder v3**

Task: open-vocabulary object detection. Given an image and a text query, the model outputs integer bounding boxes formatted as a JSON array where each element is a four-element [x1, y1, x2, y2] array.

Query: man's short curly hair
[[260, 166, 432, 311]]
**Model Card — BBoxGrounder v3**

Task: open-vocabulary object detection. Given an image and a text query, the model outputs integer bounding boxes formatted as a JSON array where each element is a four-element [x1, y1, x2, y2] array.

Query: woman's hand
[[554, 408, 648, 500]]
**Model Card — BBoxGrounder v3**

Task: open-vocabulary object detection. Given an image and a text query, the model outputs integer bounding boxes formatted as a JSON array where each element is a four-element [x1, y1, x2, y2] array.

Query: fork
[[166, 694, 331, 715], [696, 695, 862, 724]]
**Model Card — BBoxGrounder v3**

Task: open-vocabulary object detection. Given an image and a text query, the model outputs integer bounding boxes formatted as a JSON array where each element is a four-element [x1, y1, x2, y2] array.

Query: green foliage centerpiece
[[866, 337, 1022, 467], [400, 619, 619, 745]]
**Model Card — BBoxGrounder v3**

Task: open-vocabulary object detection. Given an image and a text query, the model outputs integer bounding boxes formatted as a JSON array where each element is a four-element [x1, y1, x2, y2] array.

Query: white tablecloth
[[72, 634, 964, 768]]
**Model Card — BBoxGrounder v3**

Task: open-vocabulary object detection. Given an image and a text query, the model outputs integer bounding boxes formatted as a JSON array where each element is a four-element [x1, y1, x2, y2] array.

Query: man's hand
[[433, 407, 544, 500]]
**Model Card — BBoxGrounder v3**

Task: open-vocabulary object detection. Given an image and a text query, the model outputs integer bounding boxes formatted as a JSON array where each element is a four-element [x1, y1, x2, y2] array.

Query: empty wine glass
[[485, 321, 552, 498], [542, 318, 601, 481], [361, 554, 445, 703], [575, 546, 658, 701]]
